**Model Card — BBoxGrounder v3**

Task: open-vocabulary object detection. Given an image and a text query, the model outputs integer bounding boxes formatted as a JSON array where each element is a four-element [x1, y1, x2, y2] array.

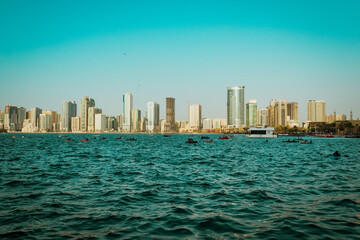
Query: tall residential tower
[[227, 86, 245, 128], [123, 93, 133, 132]]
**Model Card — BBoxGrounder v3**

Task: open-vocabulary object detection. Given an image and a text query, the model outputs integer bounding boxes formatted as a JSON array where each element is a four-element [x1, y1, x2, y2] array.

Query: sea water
[[0, 134, 359, 239]]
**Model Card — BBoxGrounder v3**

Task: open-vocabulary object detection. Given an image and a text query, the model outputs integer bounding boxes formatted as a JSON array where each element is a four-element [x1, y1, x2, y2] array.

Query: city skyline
[[1, 1, 359, 121]]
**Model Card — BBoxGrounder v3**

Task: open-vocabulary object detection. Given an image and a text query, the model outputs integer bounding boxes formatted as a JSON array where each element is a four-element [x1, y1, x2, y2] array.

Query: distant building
[[140, 117, 147, 132], [213, 119, 227, 129], [71, 116, 81, 132], [203, 118, 213, 130], [268, 99, 287, 127], [107, 116, 117, 131], [131, 109, 141, 132], [80, 97, 95, 131], [307, 100, 326, 122], [190, 104, 202, 130], [61, 101, 77, 132], [246, 99, 257, 127], [95, 113, 107, 132], [88, 107, 102, 132], [326, 113, 346, 123], [227, 86, 245, 128], [30, 107, 42, 128], [257, 108, 268, 126], [39, 113, 52, 132], [123, 93, 133, 132], [147, 102, 160, 132], [287, 102, 298, 121], [116, 114, 123, 131], [166, 97, 175, 131]]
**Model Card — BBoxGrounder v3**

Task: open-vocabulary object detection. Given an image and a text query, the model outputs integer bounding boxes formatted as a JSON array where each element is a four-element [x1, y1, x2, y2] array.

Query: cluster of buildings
[[0, 86, 356, 133]]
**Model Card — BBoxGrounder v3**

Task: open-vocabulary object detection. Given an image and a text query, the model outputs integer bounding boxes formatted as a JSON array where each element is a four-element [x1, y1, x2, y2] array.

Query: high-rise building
[[61, 101, 77, 132], [287, 102, 298, 121], [227, 86, 245, 127], [246, 99, 257, 127], [147, 102, 160, 132], [166, 97, 175, 131], [268, 99, 287, 127], [80, 97, 95, 132], [17, 107, 26, 129], [190, 104, 202, 130], [107, 116, 116, 131], [307, 100, 326, 122], [140, 117, 147, 132], [4, 105, 18, 130], [88, 107, 102, 132], [30, 107, 42, 128], [203, 118, 213, 130], [116, 114, 123, 131], [257, 108, 268, 126], [131, 109, 141, 132], [95, 113, 107, 132], [71, 116, 81, 132], [39, 113, 52, 132], [123, 93, 133, 132]]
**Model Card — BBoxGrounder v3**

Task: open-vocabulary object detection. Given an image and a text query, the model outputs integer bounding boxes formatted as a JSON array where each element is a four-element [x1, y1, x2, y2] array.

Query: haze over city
[[1, 1, 359, 122]]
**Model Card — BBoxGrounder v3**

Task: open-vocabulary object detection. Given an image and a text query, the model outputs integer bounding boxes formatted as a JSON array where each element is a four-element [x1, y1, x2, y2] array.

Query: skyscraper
[[189, 104, 202, 130], [39, 113, 52, 132], [287, 102, 298, 121], [227, 86, 245, 128], [257, 108, 268, 126], [61, 101, 77, 132], [88, 107, 102, 132], [268, 99, 287, 127], [80, 97, 95, 132], [147, 102, 160, 132], [30, 107, 42, 128], [131, 109, 141, 132], [307, 100, 326, 122], [246, 99, 258, 127], [166, 97, 175, 131], [123, 93, 133, 132]]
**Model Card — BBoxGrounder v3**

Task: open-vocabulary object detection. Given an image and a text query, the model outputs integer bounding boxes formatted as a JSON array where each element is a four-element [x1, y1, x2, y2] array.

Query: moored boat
[[246, 127, 278, 138]]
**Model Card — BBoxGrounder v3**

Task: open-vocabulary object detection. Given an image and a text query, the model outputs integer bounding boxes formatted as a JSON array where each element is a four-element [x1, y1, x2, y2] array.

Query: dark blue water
[[1, 134, 360, 239]]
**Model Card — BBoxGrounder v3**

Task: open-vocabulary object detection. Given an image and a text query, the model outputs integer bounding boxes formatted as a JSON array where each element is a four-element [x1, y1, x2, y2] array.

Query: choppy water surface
[[0, 134, 360, 239]]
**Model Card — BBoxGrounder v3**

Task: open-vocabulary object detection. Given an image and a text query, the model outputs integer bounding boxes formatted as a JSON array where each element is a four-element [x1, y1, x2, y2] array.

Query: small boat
[[100, 137, 106, 140], [164, 134, 171, 137], [81, 138, 89, 142], [300, 141, 308, 144], [201, 136, 210, 139], [127, 137, 136, 141], [203, 140, 214, 143], [218, 136, 229, 140], [186, 138, 197, 143], [116, 137, 122, 140], [12, 136, 16, 139], [65, 138, 72, 141]]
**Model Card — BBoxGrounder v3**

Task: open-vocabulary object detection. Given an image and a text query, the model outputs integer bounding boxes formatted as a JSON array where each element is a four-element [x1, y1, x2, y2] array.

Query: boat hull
[[246, 134, 278, 138]]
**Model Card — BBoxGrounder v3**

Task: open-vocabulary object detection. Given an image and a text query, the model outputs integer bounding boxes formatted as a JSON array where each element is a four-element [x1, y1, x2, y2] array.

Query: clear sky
[[1, 0, 359, 122]]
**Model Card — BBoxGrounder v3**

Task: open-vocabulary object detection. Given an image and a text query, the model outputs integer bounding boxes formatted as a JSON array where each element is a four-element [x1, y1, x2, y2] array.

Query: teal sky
[[1, 0, 359, 122]]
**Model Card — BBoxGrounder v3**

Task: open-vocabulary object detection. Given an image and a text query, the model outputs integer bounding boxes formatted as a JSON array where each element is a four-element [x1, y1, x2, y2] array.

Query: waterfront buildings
[[307, 100, 326, 122], [165, 97, 175, 132], [80, 97, 95, 132], [246, 99, 257, 127], [268, 99, 287, 127], [189, 104, 202, 130], [202, 118, 213, 130], [30, 107, 42, 128], [61, 101, 77, 132], [88, 107, 102, 132], [95, 113, 107, 132], [71, 116, 81, 132], [257, 108, 268, 126], [116, 114, 123, 131], [227, 86, 245, 128], [39, 113, 52, 132], [107, 116, 117, 131], [131, 109, 141, 132], [147, 102, 160, 132], [123, 93, 133, 132]]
